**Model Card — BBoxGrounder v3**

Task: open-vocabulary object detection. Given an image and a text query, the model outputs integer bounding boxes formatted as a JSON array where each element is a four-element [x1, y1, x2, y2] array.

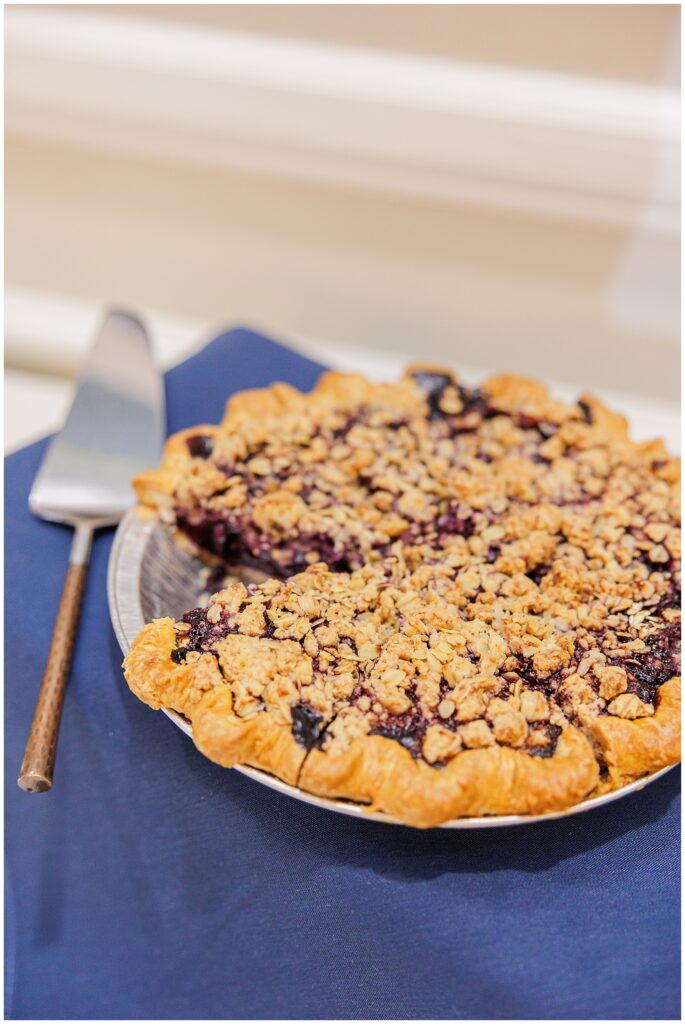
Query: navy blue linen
[[5, 328, 681, 1020]]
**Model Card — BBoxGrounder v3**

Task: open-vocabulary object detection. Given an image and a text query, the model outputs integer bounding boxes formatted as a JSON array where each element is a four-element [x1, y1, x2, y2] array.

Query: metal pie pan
[[108, 507, 675, 828]]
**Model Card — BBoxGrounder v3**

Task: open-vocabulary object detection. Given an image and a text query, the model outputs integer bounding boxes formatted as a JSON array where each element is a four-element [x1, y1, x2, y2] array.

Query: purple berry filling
[[577, 400, 593, 424], [179, 605, 239, 654], [369, 685, 433, 759], [617, 621, 681, 704], [410, 370, 490, 426], [435, 510, 475, 540], [527, 723, 563, 758], [411, 371, 457, 421], [291, 703, 324, 749], [370, 714, 427, 757], [186, 434, 214, 459], [176, 510, 355, 577], [526, 563, 551, 585]]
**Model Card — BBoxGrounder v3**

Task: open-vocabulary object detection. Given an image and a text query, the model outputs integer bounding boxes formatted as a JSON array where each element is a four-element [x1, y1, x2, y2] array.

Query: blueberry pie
[[124, 367, 681, 826]]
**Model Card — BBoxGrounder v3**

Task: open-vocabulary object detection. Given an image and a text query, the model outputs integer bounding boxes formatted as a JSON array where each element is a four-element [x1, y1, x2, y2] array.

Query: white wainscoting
[[5, 6, 679, 231]]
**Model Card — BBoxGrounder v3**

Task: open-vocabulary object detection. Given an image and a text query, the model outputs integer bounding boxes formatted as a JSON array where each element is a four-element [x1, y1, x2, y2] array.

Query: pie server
[[18, 310, 165, 792]]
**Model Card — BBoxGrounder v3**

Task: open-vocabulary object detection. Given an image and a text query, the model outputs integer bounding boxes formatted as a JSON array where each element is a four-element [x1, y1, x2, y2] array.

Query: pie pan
[[108, 506, 675, 828]]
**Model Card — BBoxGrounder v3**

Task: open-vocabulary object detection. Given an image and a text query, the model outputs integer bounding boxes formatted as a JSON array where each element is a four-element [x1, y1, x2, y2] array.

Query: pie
[[124, 366, 681, 827]]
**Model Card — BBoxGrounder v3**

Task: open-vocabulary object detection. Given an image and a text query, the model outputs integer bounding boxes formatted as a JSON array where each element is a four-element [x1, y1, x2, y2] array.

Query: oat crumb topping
[[156, 367, 680, 772]]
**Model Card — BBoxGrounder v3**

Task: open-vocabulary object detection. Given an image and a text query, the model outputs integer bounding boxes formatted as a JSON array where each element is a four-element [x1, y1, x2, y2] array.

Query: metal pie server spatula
[[18, 310, 165, 792]]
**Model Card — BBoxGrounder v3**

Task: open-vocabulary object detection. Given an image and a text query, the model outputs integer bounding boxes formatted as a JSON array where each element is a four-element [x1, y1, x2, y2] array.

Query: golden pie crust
[[124, 366, 681, 827]]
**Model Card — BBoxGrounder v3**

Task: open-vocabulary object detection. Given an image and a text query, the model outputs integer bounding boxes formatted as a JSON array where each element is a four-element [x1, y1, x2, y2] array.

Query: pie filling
[[172, 372, 613, 580], [137, 366, 681, 784]]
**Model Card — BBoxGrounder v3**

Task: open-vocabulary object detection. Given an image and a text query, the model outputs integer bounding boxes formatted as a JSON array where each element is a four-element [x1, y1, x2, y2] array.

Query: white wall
[[5, 4, 680, 451]]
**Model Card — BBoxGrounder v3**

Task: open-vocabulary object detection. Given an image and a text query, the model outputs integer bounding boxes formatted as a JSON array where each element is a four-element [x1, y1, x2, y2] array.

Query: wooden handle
[[18, 547, 90, 792]]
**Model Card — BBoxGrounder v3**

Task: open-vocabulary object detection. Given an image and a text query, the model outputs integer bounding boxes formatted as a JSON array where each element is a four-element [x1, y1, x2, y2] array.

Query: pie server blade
[[19, 309, 165, 793], [29, 310, 164, 524]]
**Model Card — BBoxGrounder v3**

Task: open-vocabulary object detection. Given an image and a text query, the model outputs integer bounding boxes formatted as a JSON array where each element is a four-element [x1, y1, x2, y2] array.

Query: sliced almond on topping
[[607, 693, 654, 719]]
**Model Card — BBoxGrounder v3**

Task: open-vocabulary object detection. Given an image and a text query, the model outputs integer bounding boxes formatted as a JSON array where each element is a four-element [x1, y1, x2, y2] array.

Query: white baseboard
[[4, 286, 210, 378], [5, 286, 679, 455]]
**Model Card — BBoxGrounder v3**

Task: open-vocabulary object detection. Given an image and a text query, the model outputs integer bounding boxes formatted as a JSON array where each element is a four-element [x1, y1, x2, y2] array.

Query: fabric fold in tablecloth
[[5, 328, 680, 1020]]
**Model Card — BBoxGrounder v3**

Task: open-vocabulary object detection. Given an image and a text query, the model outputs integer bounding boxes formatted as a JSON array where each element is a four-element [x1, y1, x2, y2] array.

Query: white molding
[[4, 286, 209, 377], [5, 8, 679, 136], [5, 7, 680, 231]]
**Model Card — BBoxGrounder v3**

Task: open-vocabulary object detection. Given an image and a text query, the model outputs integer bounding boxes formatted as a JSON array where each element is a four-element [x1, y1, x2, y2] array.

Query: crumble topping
[[154, 367, 680, 772]]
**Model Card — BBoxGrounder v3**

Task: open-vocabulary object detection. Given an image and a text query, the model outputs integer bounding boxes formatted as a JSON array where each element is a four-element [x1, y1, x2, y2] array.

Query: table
[[5, 328, 680, 1019]]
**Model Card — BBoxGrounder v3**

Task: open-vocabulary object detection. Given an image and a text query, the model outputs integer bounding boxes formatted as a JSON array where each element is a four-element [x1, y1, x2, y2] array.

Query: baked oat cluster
[[124, 366, 681, 826]]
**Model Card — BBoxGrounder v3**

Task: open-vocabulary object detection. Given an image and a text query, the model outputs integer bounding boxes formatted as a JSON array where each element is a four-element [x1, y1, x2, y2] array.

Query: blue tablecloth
[[5, 329, 681, 1020]]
